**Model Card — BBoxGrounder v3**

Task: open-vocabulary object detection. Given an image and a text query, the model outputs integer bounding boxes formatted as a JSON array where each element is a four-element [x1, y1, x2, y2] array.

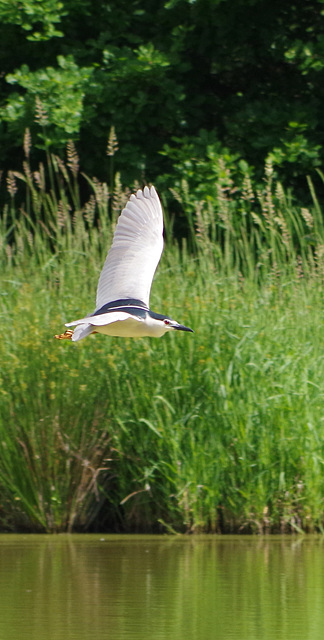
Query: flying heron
[[55, 186, 193, 342]]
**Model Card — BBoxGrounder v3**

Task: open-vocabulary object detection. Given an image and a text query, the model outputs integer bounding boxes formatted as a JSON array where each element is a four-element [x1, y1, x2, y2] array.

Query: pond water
[[0, 534, 323, 640]]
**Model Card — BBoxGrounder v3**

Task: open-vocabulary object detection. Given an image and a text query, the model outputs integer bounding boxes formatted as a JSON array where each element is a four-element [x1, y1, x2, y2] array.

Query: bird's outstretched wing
[[65, 312, 143, 342], [95, 186, 164, 311], [66, 311, 142, 327]]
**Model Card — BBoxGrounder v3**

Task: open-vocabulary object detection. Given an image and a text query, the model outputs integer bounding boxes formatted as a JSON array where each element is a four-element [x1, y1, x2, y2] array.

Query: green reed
[[1, 145, 324, 533]]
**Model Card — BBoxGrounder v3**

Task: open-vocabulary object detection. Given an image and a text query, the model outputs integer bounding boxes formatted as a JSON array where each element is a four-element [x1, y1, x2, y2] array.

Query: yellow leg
[[54, 329, 74, 340]]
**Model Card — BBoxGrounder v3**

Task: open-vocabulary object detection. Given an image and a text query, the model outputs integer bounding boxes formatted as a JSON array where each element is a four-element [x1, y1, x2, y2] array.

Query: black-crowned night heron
[[55, 186, 193, 342]]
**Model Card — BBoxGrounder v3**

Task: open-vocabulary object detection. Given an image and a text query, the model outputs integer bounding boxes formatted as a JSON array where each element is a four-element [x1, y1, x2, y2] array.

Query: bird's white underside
[[67, 312, 169, 340]]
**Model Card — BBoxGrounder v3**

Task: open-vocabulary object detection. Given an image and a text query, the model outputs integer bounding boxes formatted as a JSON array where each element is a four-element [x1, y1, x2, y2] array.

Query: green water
[[0, 534, 323, 639]]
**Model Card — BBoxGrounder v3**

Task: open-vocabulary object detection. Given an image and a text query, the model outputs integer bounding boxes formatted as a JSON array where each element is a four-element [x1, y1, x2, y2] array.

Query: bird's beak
[[174, 324, 194, 332]]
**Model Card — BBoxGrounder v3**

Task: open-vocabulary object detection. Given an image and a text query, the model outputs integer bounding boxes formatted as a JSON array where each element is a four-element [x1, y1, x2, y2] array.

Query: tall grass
[[1, 142, 324, 533]]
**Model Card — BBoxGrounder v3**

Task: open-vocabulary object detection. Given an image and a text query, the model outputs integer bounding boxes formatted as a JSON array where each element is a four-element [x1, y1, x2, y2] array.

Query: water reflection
[[0, 535, 323, 640]]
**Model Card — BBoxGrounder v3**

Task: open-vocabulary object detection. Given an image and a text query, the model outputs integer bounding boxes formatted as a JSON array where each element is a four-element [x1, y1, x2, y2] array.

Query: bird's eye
[[164, 319, 170, 325]]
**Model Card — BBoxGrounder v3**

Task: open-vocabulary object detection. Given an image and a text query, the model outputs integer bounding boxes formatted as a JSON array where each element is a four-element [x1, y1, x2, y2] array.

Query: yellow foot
[[54, 329, 74, 340]]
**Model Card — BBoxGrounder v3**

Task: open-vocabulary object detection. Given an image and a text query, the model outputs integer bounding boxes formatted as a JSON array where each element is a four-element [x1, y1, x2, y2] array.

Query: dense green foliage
[[1, 1, 324, 534], [1, 147, 324, 533], [0, 0, 324, 191]]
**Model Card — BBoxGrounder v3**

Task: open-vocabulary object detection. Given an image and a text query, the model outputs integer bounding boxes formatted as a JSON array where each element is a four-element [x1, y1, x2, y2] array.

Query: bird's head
[[147, 311, 193, 337]]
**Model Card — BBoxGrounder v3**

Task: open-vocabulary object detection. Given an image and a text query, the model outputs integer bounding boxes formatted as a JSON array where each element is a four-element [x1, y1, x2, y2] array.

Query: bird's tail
[[70, 323, 94, 342]]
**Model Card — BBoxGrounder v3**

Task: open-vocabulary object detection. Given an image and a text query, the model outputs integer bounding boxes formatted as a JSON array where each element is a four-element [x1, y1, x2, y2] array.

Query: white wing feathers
[[95, 185, 164, 310], [66, 311, 142, 328], [66, 312, 142, 342]]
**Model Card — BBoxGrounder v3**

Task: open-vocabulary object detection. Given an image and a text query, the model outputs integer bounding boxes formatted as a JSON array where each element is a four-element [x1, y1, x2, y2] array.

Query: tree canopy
[[0, 0, 323, 193]]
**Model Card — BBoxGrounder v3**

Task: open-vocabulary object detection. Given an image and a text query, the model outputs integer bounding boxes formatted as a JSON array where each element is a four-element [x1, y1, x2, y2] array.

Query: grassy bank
[[1, 149, 324, 533]]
